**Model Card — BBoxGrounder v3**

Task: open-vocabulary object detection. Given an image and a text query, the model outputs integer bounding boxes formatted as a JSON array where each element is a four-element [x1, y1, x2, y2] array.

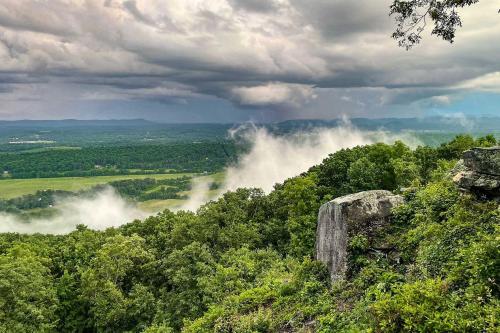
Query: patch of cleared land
[[0, 173, 194, 199], [139, 199, 187, 212], [138, 173, 225, 212]]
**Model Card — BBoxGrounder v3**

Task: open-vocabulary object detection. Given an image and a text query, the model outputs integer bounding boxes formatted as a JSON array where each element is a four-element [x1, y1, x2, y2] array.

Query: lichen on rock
[[453, 147, 500, 198], [315, 190, 403, 281]]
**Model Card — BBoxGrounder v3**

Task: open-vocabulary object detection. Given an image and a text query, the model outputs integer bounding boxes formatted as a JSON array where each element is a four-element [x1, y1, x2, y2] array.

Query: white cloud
[[221, 124, 372, 192], [231, 82, 316, 107], [0, 187, 148, 234], [179, 122, 422, 211], [429, 95, 452, 106], [455, 72, 500, 93]]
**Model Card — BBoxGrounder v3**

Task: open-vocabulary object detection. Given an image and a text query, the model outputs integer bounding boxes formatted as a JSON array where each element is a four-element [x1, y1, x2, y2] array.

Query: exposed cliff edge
[[452, 146, 500, 199], [315, 190, 403, 281]]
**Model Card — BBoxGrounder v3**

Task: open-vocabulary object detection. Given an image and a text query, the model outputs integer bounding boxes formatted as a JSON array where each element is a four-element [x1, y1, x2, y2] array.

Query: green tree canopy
[[390, 0, 482, 49]]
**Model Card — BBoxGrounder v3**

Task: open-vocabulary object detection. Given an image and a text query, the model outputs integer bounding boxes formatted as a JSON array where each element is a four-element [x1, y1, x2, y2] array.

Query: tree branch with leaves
[[390, 0, 482, 49]]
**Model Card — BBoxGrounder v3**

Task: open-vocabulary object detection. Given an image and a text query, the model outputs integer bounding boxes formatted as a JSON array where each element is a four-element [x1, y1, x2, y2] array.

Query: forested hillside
[[0, 143, 237, 178], [0, 134, 498, 332]]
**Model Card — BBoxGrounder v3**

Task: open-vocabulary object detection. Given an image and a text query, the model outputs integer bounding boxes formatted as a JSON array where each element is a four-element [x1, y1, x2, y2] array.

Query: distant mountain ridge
[[0, 119, 156, 127], [1, 116, 499, 132], [275, 117, 500, 132]]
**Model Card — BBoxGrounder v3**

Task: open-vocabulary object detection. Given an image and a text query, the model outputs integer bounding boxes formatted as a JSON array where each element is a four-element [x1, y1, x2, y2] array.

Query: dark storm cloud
[[0, 73, 47, 84], [0, 0, 498, 120], [69, 76, 168, 90], [122, 0, 156, 26], [0, 73, 48, 96], [0, 85, 13, 93], [228, 0, 278, 12], [289, 0, 392, 40]]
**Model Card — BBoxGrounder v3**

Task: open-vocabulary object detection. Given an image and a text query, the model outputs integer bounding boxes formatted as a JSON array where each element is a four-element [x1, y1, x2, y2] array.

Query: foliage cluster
[[0, 134, 498, 332], [390, 0, 481, 49], [100, 177, 193, 201]]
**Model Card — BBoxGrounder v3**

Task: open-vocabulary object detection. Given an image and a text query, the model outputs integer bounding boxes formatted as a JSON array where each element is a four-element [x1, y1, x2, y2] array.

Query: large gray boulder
[[315, 190, 403, 281], [463, 147, 500, 176], [453, 147, 500, 198]]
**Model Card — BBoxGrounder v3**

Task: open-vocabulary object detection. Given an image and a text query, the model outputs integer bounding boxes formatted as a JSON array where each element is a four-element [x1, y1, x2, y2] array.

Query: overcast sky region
[[0, 0, 498, 122]]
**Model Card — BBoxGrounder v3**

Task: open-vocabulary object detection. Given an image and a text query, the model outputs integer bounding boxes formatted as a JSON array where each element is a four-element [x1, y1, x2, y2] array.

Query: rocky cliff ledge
[[315, 190, 403, 281], [453, 146, 500, 198]]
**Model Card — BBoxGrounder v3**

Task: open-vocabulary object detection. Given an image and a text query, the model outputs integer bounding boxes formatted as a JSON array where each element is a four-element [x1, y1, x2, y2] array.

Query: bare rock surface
[[315, 190, 403, 281], [453, 147, 500, 198]]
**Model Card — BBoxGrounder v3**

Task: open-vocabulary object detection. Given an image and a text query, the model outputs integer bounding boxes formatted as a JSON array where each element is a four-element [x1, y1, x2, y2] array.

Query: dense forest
[[0, 134, 498, 332], [0, 143, 237, 178]]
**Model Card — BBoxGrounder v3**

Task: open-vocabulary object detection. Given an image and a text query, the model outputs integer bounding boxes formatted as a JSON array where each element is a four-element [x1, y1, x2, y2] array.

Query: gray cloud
[[0, 0, 498, 120], [290, 0, 393, 40], [228, 0, 279, 13]]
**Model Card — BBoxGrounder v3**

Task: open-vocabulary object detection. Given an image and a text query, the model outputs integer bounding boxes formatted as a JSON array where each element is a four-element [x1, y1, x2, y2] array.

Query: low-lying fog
[[180, 122, 418, 210], [0, 123, 419, 234], [0, 187, 149, 234]]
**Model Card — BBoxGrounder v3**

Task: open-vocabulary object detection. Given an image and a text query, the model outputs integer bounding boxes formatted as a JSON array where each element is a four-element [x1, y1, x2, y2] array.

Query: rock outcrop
[[453, 147, 500, 198], [315, 190, 403, 281]]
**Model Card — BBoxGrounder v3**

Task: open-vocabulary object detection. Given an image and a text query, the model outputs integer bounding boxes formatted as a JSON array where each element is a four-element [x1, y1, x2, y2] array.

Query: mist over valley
[[0, 1, 498, 331]]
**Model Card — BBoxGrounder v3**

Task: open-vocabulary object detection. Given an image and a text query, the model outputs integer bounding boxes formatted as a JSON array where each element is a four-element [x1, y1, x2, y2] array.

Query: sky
[[0, 0, 499, 122]]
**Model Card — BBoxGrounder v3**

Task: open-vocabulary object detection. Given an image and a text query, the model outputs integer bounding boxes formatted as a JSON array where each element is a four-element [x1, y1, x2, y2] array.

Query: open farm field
[[138, 172, 225, 212], [0, 173, 195, 199]]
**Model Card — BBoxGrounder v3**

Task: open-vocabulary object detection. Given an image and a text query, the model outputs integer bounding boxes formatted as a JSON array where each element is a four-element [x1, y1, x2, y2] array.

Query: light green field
[[138, 173, 225, 212], [139, 199, 187, 212], [138, 190, 222, 213], [206, 172, 225, 183], [0, 173, 194, 199]]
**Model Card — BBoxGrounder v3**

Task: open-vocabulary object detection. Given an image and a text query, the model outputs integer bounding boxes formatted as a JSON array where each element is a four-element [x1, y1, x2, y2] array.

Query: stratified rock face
[[315, 190, 403, 281], [453, 147, 500, 198]]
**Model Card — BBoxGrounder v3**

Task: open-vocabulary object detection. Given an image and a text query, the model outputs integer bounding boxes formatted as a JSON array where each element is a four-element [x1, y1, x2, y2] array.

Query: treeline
[[0, 190, 74, 214], [103, 177, 192, 201], [0, 142, 237, 178], [0, 122, 232, 152], [0, 134, 498, 332], [312, 133, 498, 198]]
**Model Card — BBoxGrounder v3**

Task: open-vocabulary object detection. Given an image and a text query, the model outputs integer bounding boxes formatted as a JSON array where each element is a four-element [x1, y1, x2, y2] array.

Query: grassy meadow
[[0, 172, 225, 213], [138, 172, 225, 212], [0, 173, 195, 199]]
